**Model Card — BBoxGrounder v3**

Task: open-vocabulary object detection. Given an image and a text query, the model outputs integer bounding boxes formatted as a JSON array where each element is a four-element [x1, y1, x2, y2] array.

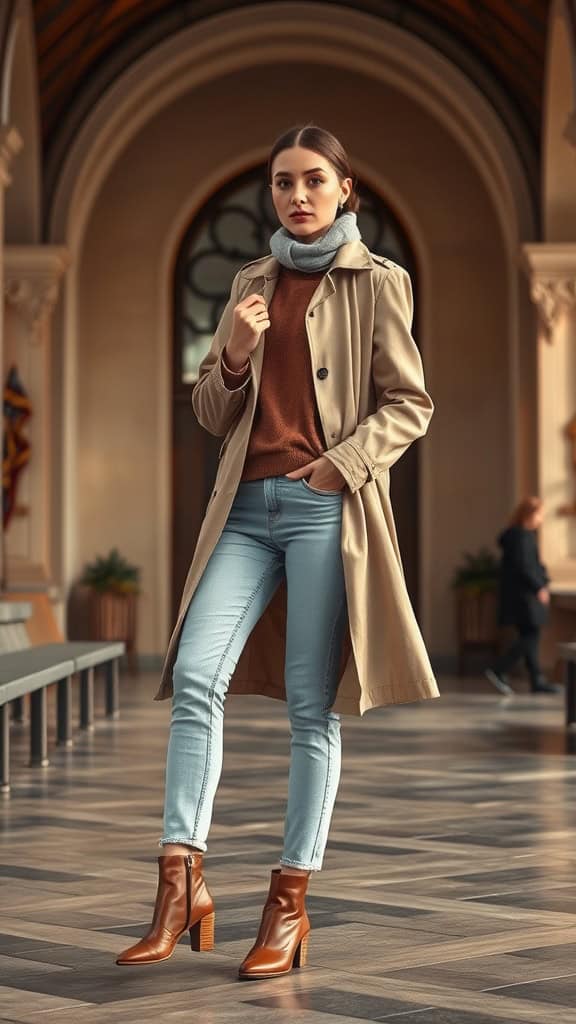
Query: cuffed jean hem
[[279, 857, 322, 872], [158, 837, 208, 852]]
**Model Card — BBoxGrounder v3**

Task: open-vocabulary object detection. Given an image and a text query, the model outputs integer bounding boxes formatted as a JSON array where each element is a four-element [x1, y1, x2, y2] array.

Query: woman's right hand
[[225, 294, 270, 365], [537, 586, 550, 605]]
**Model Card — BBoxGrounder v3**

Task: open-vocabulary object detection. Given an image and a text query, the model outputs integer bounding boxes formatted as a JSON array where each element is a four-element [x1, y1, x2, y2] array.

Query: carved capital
[[4, 246, 70, 343], [522, 244, 576, 342], [530, 276, 576, 342], [5, 275, 60, 340]]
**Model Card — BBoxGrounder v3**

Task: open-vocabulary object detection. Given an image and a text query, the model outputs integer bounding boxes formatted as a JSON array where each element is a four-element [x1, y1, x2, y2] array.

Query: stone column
[[523, 243, 576, 572], [3, 245, 69, 588], [0, 126, 23, 587], [523, 242, 576, 671]]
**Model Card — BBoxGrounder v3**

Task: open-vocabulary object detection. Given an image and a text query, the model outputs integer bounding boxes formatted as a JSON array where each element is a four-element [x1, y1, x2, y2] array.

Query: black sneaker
[[484, 669, 514, 695], [531, 680, 562, 694]]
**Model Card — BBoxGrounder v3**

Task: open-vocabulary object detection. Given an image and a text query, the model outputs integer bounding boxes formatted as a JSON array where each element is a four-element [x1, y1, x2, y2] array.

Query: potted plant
[[451, 547, 500, 674], [81, 549, 140, 674]]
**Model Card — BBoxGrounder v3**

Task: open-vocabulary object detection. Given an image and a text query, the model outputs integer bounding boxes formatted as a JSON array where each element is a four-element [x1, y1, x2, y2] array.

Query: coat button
[[330, 432, 337, 438], [309, 311, 315, 318], [317, 367, 329, 380]]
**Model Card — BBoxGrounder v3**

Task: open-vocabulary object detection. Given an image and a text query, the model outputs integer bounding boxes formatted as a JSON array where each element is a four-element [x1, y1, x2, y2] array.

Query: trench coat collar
[[239, 238, 374, 280]]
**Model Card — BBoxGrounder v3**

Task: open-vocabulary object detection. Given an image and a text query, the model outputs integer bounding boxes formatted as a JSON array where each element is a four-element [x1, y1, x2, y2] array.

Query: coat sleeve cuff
[[323, 440, 371, 493]]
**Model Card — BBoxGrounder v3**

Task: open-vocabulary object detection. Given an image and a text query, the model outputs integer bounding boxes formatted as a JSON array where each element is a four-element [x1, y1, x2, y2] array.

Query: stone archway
[[2, 0, 40, 245], [543, 0, 576, 243]]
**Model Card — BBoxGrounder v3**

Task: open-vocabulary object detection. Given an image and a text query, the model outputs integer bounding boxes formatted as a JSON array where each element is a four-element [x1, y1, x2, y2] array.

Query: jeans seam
[[311, 739, 332, 869], [322, 593, 346, 713], [310, 593, 346, 866], [191, 561, 279, 840]]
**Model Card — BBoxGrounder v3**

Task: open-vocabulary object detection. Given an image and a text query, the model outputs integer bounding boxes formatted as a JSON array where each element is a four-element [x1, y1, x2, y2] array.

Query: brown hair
[[510, 496, 543, 527], [266, 123, 360, 216]]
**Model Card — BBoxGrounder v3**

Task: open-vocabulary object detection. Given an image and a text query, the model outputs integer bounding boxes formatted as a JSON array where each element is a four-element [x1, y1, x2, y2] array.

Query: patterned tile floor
[[2, 671, 576, 1023]]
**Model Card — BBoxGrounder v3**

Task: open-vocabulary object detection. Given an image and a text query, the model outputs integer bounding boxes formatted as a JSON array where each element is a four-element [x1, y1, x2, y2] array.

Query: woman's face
[[525, 507, 544, 530], [270, 146, 352, 244]]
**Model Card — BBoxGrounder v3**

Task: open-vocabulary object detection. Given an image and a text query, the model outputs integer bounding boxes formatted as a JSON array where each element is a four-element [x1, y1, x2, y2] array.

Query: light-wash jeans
[[160, 475, 348, 871]]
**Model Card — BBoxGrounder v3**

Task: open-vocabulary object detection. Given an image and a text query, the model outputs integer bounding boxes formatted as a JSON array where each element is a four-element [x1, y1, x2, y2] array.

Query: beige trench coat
[[155, 238, 439, 715]]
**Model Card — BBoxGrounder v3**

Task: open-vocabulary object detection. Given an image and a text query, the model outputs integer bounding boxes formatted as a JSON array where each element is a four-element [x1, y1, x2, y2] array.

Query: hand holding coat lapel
[[243, 262, 338, 399]]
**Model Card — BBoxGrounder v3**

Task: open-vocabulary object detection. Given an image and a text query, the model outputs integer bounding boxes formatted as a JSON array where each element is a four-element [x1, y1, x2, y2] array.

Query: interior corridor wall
[[77, 61, 511, 662]]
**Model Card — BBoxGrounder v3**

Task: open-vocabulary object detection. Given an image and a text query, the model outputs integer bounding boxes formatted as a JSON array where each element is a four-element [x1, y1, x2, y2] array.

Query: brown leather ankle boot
[[238, 869, 310, 980], [115, 853, 215, 965]]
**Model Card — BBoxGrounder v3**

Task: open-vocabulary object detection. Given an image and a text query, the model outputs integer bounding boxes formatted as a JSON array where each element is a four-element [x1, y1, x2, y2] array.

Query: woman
[[485, 496, 560, 695], [116, 124, 439, 979]]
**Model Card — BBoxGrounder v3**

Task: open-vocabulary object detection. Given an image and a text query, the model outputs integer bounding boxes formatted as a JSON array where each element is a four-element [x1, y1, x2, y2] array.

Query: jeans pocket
[[301, 478, 343, 497]]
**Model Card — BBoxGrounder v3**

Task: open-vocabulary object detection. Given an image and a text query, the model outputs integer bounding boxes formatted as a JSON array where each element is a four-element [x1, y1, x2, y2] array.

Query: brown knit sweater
[[220, 267, 328, 481]]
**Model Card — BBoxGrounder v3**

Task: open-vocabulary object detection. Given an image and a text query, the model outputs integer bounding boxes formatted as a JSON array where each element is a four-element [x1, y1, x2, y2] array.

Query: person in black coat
[[485, 496, 561, 695]]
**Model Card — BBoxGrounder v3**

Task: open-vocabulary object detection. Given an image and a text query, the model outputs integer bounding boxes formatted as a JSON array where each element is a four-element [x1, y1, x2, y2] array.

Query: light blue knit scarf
[[269, 211, 362, 272]]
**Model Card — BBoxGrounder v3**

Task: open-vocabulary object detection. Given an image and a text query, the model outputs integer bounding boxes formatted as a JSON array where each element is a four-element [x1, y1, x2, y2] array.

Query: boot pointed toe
[[116, 940, 171, 966], [116, 943, 140, 965], [238, 953, 290, 980], [238, 957, 269, 980]]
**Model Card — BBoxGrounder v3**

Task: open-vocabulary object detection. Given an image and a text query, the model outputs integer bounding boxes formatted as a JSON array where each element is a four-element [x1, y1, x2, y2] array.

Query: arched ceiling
[[33, 0, 548, 149], [31, 0, 550, 219]]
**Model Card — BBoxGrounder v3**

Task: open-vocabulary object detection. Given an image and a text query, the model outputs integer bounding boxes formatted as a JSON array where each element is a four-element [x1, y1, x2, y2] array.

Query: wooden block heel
[[190, 911, 215, 951], [293, 931, 309, 968]]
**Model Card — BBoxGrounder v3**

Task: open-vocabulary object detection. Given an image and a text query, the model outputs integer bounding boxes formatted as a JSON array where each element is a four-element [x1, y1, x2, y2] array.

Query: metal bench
[[559, 642, 576, 727], [0, 641, 125, 793]]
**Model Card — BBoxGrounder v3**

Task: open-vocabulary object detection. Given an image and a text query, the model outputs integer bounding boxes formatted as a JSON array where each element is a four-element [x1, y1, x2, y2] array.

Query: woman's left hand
[[285, 456, 347, 492]]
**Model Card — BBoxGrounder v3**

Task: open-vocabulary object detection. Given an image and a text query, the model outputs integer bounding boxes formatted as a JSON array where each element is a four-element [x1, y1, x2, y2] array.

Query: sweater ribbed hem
[[242, 448, 324, 482]]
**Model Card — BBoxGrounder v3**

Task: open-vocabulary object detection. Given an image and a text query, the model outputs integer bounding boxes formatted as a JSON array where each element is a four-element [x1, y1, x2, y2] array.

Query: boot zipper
[[185, 854, 192, 926]]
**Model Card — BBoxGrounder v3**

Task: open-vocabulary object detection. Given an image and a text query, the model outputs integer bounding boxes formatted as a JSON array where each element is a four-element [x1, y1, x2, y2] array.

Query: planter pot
[[454, 587, 499, 675], [90, 590, 138, 674]]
